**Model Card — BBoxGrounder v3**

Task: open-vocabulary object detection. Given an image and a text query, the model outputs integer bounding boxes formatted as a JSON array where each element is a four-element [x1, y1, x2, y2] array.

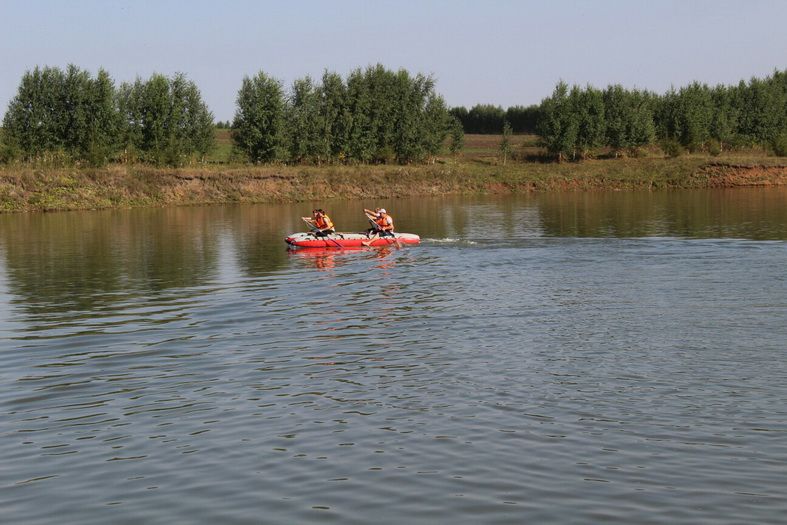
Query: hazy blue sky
[[2, 0, 786, 121]]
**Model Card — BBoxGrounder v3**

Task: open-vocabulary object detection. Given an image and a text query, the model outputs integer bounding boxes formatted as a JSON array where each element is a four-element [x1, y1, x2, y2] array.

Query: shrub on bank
[[708, 139, 722, 157], [660, 138, 683, 158]]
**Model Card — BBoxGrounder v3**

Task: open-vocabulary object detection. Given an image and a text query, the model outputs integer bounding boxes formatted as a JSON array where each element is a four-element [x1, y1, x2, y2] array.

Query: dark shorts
[[314, 229, 335, 237], [367, 228, 394, 237]]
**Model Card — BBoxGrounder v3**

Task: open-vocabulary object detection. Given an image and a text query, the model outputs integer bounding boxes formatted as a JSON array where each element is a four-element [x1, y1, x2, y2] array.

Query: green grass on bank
[[1, 130, 785, 213], [206, 129, 784, 166], [208, 128, 234, 163], [1, 154, 785, 213]]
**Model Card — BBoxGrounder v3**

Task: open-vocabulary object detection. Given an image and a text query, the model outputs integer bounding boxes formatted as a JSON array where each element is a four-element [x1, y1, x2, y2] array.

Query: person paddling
[[302, 209, 335, 237], [363, 208, 394, 245]]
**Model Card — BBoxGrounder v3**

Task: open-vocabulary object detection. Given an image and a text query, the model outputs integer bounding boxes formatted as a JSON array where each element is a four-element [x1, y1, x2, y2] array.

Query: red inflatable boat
[[285, 232, 421, 248]]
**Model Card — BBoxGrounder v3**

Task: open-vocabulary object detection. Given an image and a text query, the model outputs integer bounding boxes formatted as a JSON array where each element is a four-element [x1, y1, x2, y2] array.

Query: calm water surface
[[1, 189, 786, 524]]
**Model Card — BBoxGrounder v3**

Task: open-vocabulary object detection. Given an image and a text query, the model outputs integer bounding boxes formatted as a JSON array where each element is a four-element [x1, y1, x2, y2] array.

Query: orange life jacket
[[314, 214, 333, 230], [375, 214, 393, 231]]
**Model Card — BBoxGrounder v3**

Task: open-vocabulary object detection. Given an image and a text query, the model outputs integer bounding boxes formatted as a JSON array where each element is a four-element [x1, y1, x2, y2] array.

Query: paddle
[[362, 211, 400, 248], [362, 212, 377, 246]]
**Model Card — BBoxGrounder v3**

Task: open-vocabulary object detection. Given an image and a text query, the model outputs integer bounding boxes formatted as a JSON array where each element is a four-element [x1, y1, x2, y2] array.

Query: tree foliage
[[4, 65, 786, 166], [116, 73, 214, 165], [534, 69, 787, 160], [233, 64, 454, 164], [3, 65, 118, 164], [449, 70, 786, 160], [3, 66, 213, 166], [603, 85, 654, 155], [537, 81, 578, 161], [450, 104, 540, 134], [499, 121, 512, 165], [231, 72, 286, 163], [448, 116, 465, 155]]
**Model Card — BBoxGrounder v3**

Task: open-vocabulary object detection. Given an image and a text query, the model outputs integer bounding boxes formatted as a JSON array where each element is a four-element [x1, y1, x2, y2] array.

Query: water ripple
[[2, 197, 787, 524]]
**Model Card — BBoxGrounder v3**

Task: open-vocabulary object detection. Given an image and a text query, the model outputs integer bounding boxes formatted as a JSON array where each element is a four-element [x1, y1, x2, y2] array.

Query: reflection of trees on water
[[0, 203, 309, 318], [128, 207, 223, 288], [537, 192, 662, 237], [0, 190, 783, 319], [230, 205, 294, 277], [0, 208, 225, 315], [536, 189, 787, 239]]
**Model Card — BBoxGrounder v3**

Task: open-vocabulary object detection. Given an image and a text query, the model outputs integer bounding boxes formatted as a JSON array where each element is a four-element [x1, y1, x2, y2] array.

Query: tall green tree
[[3, 65, 119, 164], [538, 81, 578, 161], [422, 92, 452, 161], [677, 82, 714, 151], [317, 70, 349, 162], [232, 71, 286, 163], [603, 85, 655, 155], [572, 85, 606, 159], [117, 73, 214, 165], [3, 66, 65, 158], [83, 68, 120, 164], [737, 74, 786, 145], [448, 116, 465, 155], [286, 76, 323, 163], [499, 121, 512, 165], [709, 85, 738, 150], [344, 68, 376, 163]]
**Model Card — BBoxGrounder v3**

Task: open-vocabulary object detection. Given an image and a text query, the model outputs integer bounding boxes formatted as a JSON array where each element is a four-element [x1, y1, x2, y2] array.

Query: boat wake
[[422, 237, 477, 245]]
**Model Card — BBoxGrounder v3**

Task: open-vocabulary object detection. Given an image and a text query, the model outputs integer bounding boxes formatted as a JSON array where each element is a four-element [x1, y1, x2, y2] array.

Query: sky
[[1, 0, 786, 122]]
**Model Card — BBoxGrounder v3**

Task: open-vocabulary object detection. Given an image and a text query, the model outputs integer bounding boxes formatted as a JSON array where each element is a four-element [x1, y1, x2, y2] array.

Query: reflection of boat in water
[[288, 246, 365, 256], [285, 232, 420, 248], [288, 245, 397, 270]]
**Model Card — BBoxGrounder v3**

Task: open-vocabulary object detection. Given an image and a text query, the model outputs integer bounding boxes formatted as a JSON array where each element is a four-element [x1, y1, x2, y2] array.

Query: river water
[[1, 188, 786, 524]]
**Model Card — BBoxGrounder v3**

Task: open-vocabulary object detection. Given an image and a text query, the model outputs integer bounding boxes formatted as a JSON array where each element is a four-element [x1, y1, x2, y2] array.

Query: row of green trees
[[450, 104, 540, 134], [232, 65, 457, 164], [1, 65, 214, 165], [538, 82, 656, 160], [1, 64, 458, 166], [3, 65, 785, 165], [654, 73, 787, 153], [115, 74, 214, 165], [506, 70, 787, 160], [452, 70, 787, 160]]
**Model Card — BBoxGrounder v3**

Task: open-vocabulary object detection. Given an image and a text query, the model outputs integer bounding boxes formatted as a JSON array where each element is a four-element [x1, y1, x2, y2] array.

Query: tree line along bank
[[1, 65, 785, 167], [452, 70, 787, 159], [0, 64, 459, 167]]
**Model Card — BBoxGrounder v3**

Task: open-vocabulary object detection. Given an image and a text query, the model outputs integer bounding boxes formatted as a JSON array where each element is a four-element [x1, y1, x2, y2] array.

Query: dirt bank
[[1, 159, 785, 213], [694, 163, 787, 187]]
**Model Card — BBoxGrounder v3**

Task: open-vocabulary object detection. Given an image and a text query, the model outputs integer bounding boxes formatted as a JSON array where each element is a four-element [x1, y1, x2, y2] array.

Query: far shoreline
[[1, 156, 785, 214]]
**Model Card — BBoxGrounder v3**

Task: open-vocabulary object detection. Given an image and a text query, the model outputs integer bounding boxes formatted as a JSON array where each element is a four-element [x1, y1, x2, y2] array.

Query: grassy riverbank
[[1, 134, 785, 213]]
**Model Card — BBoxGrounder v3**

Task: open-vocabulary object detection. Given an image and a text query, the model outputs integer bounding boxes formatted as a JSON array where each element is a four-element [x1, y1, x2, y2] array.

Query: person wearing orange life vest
[[307, 209, 335, 237], [363, 207, 394, 245]]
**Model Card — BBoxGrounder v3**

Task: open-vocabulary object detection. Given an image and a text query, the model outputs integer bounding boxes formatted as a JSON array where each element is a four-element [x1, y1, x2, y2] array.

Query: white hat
[[378, 208, 386, 214]]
